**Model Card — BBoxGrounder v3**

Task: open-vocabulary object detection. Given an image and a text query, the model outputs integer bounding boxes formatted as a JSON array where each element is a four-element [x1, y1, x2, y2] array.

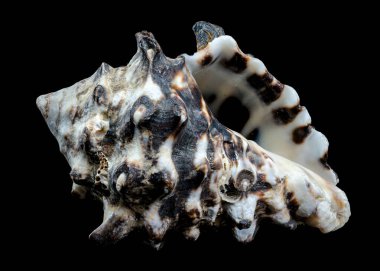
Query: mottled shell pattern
[[36, 21, 350, 247]]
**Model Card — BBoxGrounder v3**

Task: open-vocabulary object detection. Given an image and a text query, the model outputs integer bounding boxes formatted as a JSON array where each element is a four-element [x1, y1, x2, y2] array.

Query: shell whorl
[[184, 21, 338, 185], [36, 23, 350, 247]]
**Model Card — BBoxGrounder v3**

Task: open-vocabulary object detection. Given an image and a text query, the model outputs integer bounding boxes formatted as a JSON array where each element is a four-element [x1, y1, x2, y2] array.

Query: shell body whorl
[[36, 22, 350, 246]]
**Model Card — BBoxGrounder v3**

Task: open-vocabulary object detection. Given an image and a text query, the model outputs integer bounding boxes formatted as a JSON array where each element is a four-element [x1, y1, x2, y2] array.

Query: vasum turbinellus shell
[[36, 21, 350, 247]]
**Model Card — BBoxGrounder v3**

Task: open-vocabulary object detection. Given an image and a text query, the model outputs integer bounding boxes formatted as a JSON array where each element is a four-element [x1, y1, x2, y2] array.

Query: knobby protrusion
[[89, 205, 136, 245], [135, 31, 162, 62]]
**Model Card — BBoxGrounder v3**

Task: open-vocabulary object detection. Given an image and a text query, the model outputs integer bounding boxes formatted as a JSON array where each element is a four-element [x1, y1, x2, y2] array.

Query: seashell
[[36, 22, 350, 246]]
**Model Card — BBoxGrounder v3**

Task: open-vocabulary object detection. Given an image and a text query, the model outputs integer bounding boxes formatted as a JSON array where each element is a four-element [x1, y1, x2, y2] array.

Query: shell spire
[[136, 31, 162, 57], [37, 22, 350, 247]]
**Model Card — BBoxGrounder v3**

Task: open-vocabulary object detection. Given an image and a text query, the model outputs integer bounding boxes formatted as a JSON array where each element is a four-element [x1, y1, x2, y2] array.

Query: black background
[[8, 3, 374, 269]]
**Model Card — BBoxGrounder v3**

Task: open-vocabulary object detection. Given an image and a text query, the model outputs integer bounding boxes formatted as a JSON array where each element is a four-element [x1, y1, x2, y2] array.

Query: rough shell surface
[[36, 22, 350, 246]]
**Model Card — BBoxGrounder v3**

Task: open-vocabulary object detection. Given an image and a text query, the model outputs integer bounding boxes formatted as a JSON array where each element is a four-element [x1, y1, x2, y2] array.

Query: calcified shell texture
[[36, 22, 350, 247]]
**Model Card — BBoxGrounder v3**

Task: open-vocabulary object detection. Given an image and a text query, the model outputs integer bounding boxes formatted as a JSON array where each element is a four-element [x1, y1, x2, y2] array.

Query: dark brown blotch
[[286, 192, 299, 216], [251, 174, 271, 192], [71, 106, 83, 124], [247, 72, 284, 105], [292, 125, 312, 144], [272, 104, 302, 125], [247, 72, 272, 89], [234, 136, 244, 155], [236, 219, 252, 230], [320, 151, 331, 169], [221, 177, 241, 199], [69, 106, 76, 122], [256, 200, 272, 216], [223, 141, 237, 161], [260, 82, 284, 104], [286, 191, 293, 201], [200, 54, 213, 66], [223, 52, 247, 73], [93, 85, 108, 105]]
